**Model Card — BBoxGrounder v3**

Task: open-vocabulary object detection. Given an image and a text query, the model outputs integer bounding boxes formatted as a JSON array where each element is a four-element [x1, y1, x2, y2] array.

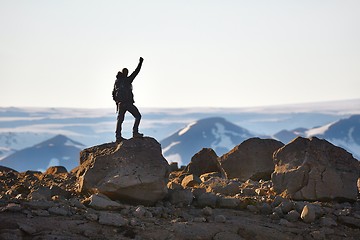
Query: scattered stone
[[218, 197, 240, 209], [29, 186, 52, 201], [133, 206, 146, 218], [247, 205, 258, 213], [2, 203, 22, 212], [181, 174, 202, 188], [169, 162, 179, 172], [18, 222, 36, 235], [338, 216, 360, 228], [168, 189, 193, 206], [88, 193, 122, 210], [301, 205, 316, 223], [85, 212, 98, 221], [193, 217, 206, 222], [196, 192, 217, 208], [200, 172, 222, 182], [48, 206, 69, 216], [98, 212, 128, 227], [31, 209, 50, 216], [259, 203, 273, 215], [202, 206, 213, 216], [167, 181, 183, 190], [23, 200, 55, 210], [285, 210, 300, 222], [45, 166, 68, 175], [214, 214, 226, 223], [320, 216, 337, 227]]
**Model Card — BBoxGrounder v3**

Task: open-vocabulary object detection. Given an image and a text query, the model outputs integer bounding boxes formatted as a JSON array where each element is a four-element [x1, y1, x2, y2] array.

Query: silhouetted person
[[113, 57, 144, 142]]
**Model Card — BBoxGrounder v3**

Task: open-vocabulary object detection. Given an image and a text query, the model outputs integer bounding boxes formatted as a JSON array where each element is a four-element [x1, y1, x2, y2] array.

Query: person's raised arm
[[129, 57, 144, 82]]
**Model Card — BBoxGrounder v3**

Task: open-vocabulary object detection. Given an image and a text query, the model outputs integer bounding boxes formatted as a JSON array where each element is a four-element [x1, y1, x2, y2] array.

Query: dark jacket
[[114, 60, 143, 103]]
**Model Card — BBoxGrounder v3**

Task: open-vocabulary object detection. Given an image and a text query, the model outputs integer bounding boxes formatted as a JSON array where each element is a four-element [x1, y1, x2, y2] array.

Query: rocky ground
[[1, 166, 360, 240]]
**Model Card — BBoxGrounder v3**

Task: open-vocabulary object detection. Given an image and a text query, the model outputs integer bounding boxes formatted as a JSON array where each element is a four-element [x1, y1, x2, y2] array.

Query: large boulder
[[77, 137, 170, 205], [219, 138, 284, 181], [272, 137, 360, 201], [182, 148, 223, 177]]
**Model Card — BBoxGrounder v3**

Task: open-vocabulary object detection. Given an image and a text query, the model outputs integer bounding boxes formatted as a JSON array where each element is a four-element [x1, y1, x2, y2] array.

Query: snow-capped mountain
[[160, 117, 256, 166], [308, 115, 360, 159], [0, 134, 85, 172]]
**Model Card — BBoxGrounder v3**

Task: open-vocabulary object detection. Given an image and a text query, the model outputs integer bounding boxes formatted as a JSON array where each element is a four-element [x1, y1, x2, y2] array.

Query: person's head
[[116, 71, 123, 79], [122, 68, 129, 77]]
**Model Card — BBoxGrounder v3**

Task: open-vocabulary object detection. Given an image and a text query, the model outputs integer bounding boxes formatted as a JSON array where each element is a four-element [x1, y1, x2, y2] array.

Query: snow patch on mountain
[[178, 122, 197, 136], [306, 122, 333, 137]]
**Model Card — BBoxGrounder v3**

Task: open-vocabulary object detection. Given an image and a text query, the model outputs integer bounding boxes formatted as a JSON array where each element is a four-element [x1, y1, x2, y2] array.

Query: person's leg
[[115, 103, 127, 141], [127, 104, 142, 136]]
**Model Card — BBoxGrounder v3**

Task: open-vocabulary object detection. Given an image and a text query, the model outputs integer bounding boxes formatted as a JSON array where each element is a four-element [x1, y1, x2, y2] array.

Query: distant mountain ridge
[[161, 117, 256, 166], [0, 134, 85, 172]]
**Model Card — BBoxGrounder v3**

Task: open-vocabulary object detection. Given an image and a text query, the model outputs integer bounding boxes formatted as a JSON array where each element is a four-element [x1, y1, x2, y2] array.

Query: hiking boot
[[116, 137, 126, 143], [133, 132, 144, 138]]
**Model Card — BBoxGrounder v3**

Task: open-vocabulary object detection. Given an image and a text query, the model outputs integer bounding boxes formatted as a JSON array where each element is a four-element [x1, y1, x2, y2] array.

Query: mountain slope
[[309, 115, 360, 159], [0, 134, 85, 172], [160, 117, 256, 166]]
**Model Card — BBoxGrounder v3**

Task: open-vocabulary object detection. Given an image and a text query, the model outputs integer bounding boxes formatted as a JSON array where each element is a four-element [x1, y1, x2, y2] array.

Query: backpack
[[112, 78, 128, 103]]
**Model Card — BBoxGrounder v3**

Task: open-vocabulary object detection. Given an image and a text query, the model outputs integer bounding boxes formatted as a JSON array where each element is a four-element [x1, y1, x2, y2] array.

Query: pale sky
[[1, 0, 359, 109]]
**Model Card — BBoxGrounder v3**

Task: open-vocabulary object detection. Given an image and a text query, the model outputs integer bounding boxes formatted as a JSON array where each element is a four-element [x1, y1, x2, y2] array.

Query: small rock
[[196, 192, 217, 208], [338, 216, 360, 228], [285, 210, 300, 222], [24, 200, 55, 210], [48, 206, 69, 216], [271, 195, 284, 208], [85, 212, 98, 221], [310, 230, 325, 240], [320, 216, 337, 227], [18, 223, 36, 235], [167, 181, 183, 190], [45, 166, 68, 175], [181, 174, 202, 188], [241, 188, 256, 196], [279, 219, 295, 228], [246, 205, 258, 213], [88, 193, 122, 210], [200, 172, 222, 182], [193, 217, 206, 222], [3, 203, 22, 212], [215, 214, 226, 223], [279, 200, 293, 214], [301, 205, 316, 223], [255, 188, 266, 196], [202, 206, 213, 216], [133, 206, 146, 218], [29, 187, 52, 201], [218, 197, 240, 209], [260, 203, 272, 215], [169, 189, 193, 206], [32, 209, 50, 217], [98, 212, 128, 227]]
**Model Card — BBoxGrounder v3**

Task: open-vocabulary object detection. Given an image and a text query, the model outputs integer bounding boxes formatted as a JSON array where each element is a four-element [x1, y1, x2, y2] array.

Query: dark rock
[[220, 138, 284, 181], [272, 137, 360, 201], [45, 166, 68, 175], [183, 148, 223, 177], [77, 137, 170, 205]]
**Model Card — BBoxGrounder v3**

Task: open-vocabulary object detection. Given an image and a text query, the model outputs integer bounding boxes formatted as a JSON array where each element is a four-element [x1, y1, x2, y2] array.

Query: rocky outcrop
[[182, 148, 223, 177], [272, 137, 360, 201], [220, 138, 284, 181], [77, 137, 170, 205]]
